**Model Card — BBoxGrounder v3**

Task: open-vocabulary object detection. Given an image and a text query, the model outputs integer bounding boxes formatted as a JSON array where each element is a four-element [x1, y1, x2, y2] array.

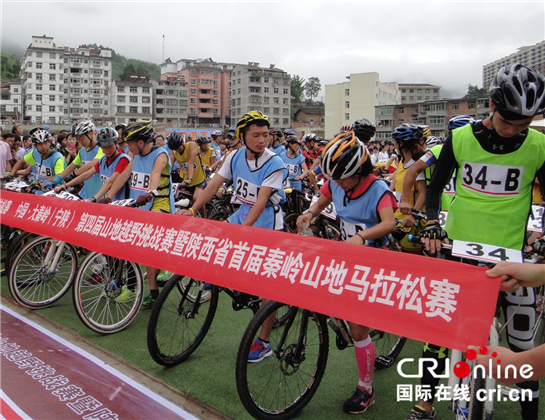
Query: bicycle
[[71, 198, 145, 334], [147, 275, 264, 366], [6, 185, 81, 309]]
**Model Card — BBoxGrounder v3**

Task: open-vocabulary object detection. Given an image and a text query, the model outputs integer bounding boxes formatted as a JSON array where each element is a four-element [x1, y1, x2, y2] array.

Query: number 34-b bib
[[460, 161, 523, 196]]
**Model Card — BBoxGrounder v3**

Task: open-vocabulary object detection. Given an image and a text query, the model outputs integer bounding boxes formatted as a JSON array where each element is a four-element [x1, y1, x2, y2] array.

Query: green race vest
[[446, 124, 545, 250]]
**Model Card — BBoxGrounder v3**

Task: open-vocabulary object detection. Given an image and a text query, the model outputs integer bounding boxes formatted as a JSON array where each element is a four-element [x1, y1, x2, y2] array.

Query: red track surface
[[0, 306, 198, 420]]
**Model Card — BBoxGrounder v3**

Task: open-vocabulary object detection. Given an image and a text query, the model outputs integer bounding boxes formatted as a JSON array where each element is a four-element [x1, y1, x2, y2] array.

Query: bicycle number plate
[[311, 196, 337, 219], [451, 240, 523, 263], [110, 199, 136, 207], [527, 205, 543, 233], [57, 191, 80, 201], [438, 211, 448, 228], [3, 181, 29, 192]]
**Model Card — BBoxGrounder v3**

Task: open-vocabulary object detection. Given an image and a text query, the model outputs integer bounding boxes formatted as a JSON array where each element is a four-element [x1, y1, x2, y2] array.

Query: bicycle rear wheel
[[370, 329, 407, 369], [8, 236, 78, 309], [147, 274, 219, 366], [236, 301, 329, 420], [72, 253, 144, 334]]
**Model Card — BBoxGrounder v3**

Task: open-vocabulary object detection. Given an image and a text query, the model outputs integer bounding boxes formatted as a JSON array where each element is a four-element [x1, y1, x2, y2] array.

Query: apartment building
[[150, 78, 189, 126], [230, 63, 291, 129], [0, 83, 23, 122], [325, 72, 400, 138], [112, 77, 153, 124], [19, 35, 113, 124], [398, 83, 441, 104], [160, 58, 236, 126], [375, 97, 491, 139], [483, 40, 545, 89]]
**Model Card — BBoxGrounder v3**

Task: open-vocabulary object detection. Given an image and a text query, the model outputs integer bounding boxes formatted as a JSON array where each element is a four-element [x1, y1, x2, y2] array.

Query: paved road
[[0, 301, 230, 420]]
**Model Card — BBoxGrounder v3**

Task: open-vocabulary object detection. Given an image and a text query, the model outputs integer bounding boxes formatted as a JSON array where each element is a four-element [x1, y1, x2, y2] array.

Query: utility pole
[[162, 34, 165, 63]]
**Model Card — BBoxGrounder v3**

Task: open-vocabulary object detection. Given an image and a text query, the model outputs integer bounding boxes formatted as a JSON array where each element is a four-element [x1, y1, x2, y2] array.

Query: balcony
[[198, 111, 214, 118]]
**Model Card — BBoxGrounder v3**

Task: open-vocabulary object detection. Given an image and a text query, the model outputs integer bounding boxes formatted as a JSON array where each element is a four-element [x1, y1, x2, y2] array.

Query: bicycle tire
[[468, 372, 486, 420], [534, 285, 545, 345], [72, 253, 144, 334], [236, 301, 329, 420], [369, 329, 407, 369], [178, 276, 212, 303], [147, 274, 219, 366], [207, 205, 231, 222], [4, 231, 38, 276], [8, 236, 78, 309], [283, 213, 299, 234]]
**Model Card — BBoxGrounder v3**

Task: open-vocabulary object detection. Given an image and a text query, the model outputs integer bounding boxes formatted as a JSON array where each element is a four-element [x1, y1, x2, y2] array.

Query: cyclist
[[280, 136, 308, 190], [352, 118, 377, 146], [195, 136, 217, 176], [388, 125, 428, 255], [168, 132, 207, 208], [103, 120, 175, 307], [10, 129, 66, 182], [406, 64, 545, 420], [62, 127, 130, 202], [179, 111, 287, 360], [296, 131, 397, 415], [269, 128, 285, 155], [210, 130, 223, 153], [47, 120, 104, 199], [398, 115, 475, 216]]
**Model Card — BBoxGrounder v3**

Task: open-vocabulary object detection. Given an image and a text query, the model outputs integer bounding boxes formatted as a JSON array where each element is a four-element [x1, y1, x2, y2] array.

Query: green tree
[[463, 84, 488, 100], [135, 64, 150, 79], [120, 64, 136, 80], [305, 77, 321, 100], [1, 53, 21, 82], [291, 75, 306, 103]]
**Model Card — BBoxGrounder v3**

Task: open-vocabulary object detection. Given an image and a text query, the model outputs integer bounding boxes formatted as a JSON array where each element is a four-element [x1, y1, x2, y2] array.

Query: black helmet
[[269, 129, 284, 139], [195, 136, 211, 145], [96, 127, 119, 147], [124, 121, 154, 143], [352, 118, 376, 141], [286, 135, 302, 145], [167, 131, 185, 150], [490, 63, 545, 118]]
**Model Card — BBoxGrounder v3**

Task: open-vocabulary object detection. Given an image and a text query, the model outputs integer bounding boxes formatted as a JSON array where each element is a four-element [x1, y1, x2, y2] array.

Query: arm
[[45, 161, 78, 183], [296, 193, 332, 232], [65, 167, 97, 188], [105, 160, 133, 201], [148, 153, 167, 191], [399, 159, 429, 215], [486, 261, 545, 292], [184, 142, 199, 183], [10, 158, 26, 177], [295, 161, 309, 180], [74, 158, 99, 176], [346, 205, 396, 246]]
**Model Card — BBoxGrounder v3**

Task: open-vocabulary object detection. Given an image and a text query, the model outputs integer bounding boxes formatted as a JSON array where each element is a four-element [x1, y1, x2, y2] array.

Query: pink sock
[[354, 336, 375, 389]]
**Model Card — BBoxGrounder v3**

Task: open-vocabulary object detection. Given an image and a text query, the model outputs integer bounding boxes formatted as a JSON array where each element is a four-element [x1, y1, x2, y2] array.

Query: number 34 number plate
[[451, 241, 523, 263]]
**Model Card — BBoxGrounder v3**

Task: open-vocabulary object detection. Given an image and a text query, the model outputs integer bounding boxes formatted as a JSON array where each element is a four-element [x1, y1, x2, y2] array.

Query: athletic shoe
[[342, 387, 375, 414], [247, 339, 273, 363], [155, 270, 172, 287], [115, 285, 135, 303], [141, 293, 156, 309], [405, 405, 437, 420]]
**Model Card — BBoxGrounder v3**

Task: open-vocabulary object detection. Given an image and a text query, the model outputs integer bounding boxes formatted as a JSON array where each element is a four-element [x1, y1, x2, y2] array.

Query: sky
[[1, 0, 544, 99]]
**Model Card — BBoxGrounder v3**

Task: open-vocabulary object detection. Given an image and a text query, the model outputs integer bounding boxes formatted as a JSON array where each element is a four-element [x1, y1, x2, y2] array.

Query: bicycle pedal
[[374, 355, 395, 369]]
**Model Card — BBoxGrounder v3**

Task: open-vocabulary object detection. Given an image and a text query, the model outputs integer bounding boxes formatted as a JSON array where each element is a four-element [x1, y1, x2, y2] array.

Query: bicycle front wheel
[[147, 274, 219, 366], [72, 253, 144, 334], [236, 301, 329, 420], [8, 236, 78, 309]]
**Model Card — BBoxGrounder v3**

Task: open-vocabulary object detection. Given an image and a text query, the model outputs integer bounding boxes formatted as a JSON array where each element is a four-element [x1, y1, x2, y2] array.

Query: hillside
[[1, 45, 160, 83]]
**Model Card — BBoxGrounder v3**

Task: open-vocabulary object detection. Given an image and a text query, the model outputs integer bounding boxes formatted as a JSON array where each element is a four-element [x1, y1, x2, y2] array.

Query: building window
[[117, 86, 125, 92], [264, 87, 269, 93], [49, 85, 56, 91], [452, 102, 459, 110], [49, 63, 56, 70], [283, 98, 288, 104], [283, 118, 289, 125], [142, 107, 150, 114], [345, 101, 349, 108], [264, 77, 269, 83], [36, 105, 42, 112], [190, 98, 196, 104], [36, 73, 43, 81], [264, 97, 269, 103], [130, 96, 138, 103], [130, 87, 138, 93], [399, 107, 404, 114], [345, 89, 350, 96], [36, 52, 42, 58], [273, 118, 279, 125], [142, 97, 150, 103], [49, 95, 55, 102], [468, 102, 475, 109], [190, 88, 196, 94], [190, 69, 196, 75], [273, 88, 279, 94], [129, 107, 138, 113], [36, 63, 42, 69], [49, 106, 55, 112], [49, 53, 56, 59], [36, 84, 42, 91], [117, 106, 125, 113], [273, 97, 279, 104], [190, 79, 196, 85], [345, 113, 350, 120], [117, 96, 125, 103], [283, 88, 288, 94]]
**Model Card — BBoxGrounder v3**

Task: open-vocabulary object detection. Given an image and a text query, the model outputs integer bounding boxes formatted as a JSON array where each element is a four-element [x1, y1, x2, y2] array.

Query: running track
[[0, 305, 201, 420]]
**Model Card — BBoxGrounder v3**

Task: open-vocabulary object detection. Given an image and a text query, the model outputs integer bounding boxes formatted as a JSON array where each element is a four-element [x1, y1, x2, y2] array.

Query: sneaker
[[141, 292, 156, 309], [203, 282, 212, 291], [248, 339, 273, 363], [342, 387, 375, 414], [405, 405, 437, 420], [155, 270, 172, 287], [115, 285, 135, 303]]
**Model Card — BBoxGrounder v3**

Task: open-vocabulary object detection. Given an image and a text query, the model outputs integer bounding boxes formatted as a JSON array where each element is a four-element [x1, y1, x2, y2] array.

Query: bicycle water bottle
[[300, 221, 314, 237]]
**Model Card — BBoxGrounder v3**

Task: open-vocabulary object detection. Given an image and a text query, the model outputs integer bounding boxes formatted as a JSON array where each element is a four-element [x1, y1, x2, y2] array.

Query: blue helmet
[[392, 124, 425, 142], [283, 128, 295, 135], [447, 115, 475, 131]]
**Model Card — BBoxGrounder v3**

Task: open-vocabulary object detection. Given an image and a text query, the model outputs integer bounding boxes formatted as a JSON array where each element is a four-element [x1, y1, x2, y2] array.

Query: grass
[[1, 268, 543, 420]]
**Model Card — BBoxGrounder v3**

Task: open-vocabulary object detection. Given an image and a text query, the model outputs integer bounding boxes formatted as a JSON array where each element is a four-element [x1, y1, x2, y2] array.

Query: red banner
[[0, 190, 500, 351]]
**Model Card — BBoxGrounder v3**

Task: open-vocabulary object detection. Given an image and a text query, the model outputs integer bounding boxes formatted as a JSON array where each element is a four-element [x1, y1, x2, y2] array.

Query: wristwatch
[[146, 189, 159, 197]]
